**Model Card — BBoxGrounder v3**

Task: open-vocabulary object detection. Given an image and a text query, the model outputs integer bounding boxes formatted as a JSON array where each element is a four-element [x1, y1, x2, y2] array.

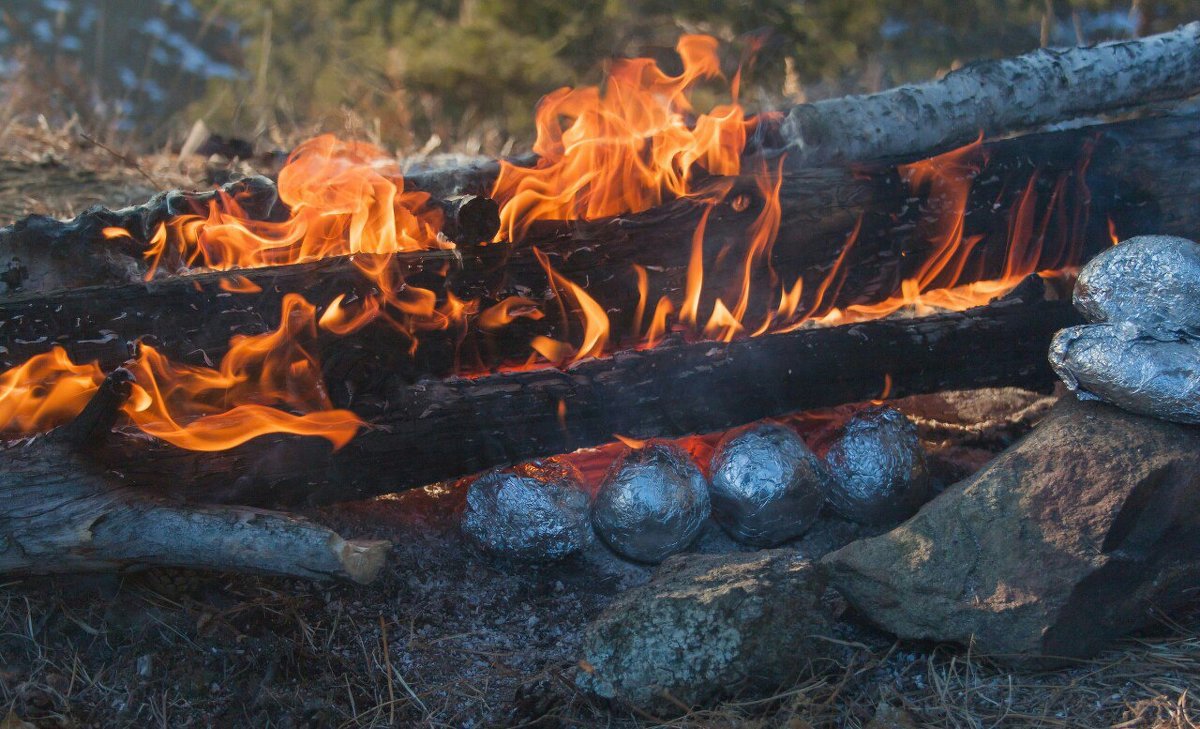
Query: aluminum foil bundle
[[461, 459, 592, 562], [1074, 235, 1200, 337], [591, 442, 711, 564], [708, 423, 829, 547], [822, 407, 932, 526], [1050, 323, 1200, 424]]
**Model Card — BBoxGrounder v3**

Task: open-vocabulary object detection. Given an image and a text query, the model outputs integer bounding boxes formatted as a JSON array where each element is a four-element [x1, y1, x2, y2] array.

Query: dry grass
[[1, 571, 1197, 728], [0, 119, 197, 226]]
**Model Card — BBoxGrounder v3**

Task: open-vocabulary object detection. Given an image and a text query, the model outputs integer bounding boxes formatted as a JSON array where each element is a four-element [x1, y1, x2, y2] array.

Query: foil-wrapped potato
[[822, 407, 932, 526], [708, 423, 829, 547], [1074, 235, 1200, 337], [1050, 322, 1200, 424], [591, 442, 710, 564], [461, 459, 592, 562]]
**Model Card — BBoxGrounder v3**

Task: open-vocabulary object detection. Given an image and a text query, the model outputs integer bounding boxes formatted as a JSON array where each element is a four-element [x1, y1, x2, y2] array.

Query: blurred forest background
[[0, 0, 1197, 156]]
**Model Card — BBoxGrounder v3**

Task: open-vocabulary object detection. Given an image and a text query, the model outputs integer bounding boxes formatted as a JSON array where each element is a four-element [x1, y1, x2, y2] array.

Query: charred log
[[0, 369, 389, 581], [0, 111, 1193, 382], [5, 26, 1198, 298], [0, 176, 500, 295], [85, 276, 1082, 507]]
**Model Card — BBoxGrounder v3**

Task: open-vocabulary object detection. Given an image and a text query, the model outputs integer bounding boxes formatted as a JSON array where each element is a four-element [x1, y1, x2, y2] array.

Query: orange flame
[[491, 35, 747, 241], [477, 297, 545, 331], [0, 295, 361, 451], [111, 135, 479, 350], [219, 275, 263, 294], [142, 135, 444, 275], [870, 373, 894, 405], [0, 348, 106, 434], [530, 248, 610, 364]]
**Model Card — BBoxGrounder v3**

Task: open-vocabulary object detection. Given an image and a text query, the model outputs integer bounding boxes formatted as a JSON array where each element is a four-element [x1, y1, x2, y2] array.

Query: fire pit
[[1, 22, 1200, 726]]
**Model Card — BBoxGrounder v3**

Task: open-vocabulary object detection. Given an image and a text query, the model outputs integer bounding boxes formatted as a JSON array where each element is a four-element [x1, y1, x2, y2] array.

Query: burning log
[[79, 275, 1079, 507], [778, 22, 1200, 166], [4, 26, 1198, 300], [0, 110, 1194, 379], [0, 175, 500, 295], [345, 26, 1200, 195], [0, 369, 389, 581]]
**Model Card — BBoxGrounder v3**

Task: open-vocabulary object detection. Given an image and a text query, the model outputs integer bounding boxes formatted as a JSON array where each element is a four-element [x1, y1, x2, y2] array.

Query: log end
[[335, 537, 391, 584]]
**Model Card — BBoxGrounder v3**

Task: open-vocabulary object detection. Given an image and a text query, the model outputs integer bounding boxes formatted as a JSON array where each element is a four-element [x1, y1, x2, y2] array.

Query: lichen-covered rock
[[590, 443, 710, 564], [1073, 235, 1200, 337], [822, 397, 1200, 666], [822, 407, 932, 525], [577, 550, 845, 711], [1050, 322, 1200, 424], [709, 423, 829, 547], [461, 459, 592, 562]]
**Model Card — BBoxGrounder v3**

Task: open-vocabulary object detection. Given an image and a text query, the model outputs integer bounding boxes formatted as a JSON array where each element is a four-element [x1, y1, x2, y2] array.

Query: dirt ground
[[1, 128, 1199, 728]]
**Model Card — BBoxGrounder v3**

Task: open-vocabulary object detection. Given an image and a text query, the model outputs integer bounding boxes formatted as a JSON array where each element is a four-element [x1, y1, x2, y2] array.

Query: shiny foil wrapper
[[591, 442, 711, 564], [1074, 235, 1200, 337], [708, 423, 829, 547], [1050, 323, 1200, 424], [822, 407, 932, 526], [461, 458, 592, 562]]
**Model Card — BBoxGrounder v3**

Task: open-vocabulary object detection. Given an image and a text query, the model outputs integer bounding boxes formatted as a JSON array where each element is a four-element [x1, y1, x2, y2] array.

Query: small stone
[[708, 423, 829, 546], [136, 654, 153, 679], [591, 442, 710, 563], [822, 407, 932, 525], [461, 458, 592, 562]]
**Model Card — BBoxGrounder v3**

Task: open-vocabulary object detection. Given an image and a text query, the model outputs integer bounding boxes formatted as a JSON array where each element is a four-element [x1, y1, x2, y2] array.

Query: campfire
[[2, 21, 1200, 721], [0, 36, 1120, 495]]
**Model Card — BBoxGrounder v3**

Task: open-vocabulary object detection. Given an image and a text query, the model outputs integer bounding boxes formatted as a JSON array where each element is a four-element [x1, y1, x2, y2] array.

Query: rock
[[461, 459, 592, 562], [590, 442, 710, 564], [1050, 322, 1200, 424], [822, 397, 1200, 666], [577, 550, 845, 711], [1073, 235, 1200, 337], [822, 407, 932, 525], [708, 423, 829, 547]]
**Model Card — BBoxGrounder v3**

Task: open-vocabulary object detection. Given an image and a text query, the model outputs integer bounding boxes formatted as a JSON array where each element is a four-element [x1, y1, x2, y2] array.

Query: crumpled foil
[[1074, 235, 1200, 338], [822, 407, 932, 526], [590, 442, 711, 564], [708, 423, 829, 547], [461, 458, 593, 562], [1050, 323, 1200, 424]]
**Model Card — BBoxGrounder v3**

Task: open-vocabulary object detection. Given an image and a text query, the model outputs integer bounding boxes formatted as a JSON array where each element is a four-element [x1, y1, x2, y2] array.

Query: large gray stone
[[822, 397, 1200, 666], [576, 550, 846, 711]]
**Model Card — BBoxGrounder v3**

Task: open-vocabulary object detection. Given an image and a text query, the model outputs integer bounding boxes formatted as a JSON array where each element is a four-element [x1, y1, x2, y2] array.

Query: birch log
[[0, 370, 389, 582], [779, 22, 1200, 166]]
